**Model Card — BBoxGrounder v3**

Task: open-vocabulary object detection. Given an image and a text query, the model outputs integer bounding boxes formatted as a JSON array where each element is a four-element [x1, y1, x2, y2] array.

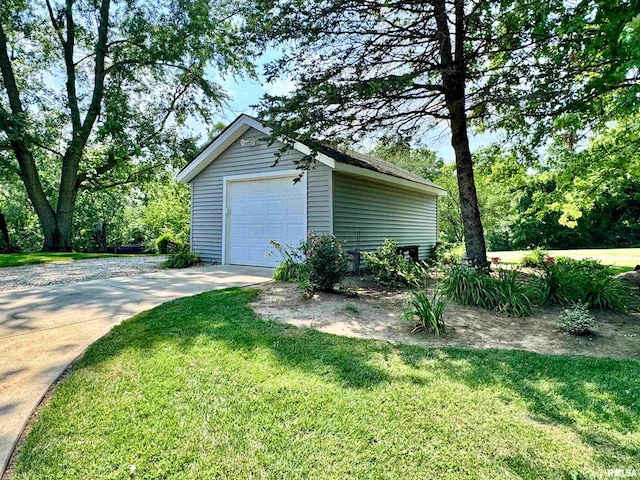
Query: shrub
[[558, 302, 597, 335], [441, 265, 533, 317], [362, 239, 414, 288], [520, 248, 549, 268], [537, 257, 630, 312], [155, 232, 183, 254], [401, 288, 448, 336], [399, 260, 437, 289], [300, 232, 347, 292], [165, 249, 200, 269], [435, 242, 464, 265]]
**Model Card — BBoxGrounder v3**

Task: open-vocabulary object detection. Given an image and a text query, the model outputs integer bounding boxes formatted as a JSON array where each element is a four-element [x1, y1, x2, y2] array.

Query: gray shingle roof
[[317, 145, 446, 191]]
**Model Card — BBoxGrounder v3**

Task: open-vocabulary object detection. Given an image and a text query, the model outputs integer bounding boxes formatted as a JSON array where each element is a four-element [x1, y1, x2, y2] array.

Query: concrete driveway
[[0, 265, 272, 475]]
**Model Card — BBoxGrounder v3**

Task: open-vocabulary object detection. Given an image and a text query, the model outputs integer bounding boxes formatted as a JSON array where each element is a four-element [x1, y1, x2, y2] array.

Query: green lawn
[[0, 252, 136, 268], [12, 289, 640, 479], [489, 247, 640, 273]]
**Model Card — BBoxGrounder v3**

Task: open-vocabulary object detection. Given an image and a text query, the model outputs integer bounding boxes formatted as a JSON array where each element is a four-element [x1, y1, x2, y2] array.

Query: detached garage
[[177, 115, 446, 268]]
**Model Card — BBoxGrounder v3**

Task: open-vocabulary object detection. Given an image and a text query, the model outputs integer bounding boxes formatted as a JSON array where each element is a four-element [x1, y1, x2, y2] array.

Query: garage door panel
[[227, 176, 305, 267]]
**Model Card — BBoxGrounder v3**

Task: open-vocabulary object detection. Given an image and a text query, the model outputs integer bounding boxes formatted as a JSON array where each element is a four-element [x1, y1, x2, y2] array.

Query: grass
[[489, 248, 640, 273], [0, 252, 139, 268], [11, 288, 640, 479]]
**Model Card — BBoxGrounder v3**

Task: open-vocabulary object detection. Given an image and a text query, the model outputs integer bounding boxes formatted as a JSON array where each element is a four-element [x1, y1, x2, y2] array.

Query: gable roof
[[176, 114, 446, 195]]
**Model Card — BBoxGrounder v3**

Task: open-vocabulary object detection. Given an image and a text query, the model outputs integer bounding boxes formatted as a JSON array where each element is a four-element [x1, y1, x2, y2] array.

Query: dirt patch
[[251, 279, 640, 359]]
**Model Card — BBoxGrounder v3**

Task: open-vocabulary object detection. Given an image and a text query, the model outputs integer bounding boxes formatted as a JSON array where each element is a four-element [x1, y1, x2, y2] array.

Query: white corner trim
[[189, 182, 194, 249], [220, 169, 308, 266], [176, 115, 334, 183], [334, 163, 447, 196]]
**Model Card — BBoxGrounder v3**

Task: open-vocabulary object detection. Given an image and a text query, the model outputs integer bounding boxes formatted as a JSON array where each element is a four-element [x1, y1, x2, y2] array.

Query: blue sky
[[206, 57, 499, 163]]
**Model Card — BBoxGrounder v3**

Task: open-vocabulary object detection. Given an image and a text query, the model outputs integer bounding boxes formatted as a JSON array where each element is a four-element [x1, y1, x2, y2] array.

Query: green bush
[[401, 288, 449, 336], [435, 242, 464, 265], [537, 257, 630, 312], [442, 265, 533, 317], [155, 232, 183, 254], [270, 240, 307, 283], [400, 261, 435, 289], [165, 249, 200, 269], [558, 302, 597, 335], [363, 239, 414, 288], [300, 233, 348, 292], [520, 248, 549, 268], [273, 258, 307, 282]]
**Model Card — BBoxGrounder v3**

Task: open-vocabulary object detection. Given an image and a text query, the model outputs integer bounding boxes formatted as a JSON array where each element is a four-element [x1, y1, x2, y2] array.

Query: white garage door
[[226, 175, 306, 267]]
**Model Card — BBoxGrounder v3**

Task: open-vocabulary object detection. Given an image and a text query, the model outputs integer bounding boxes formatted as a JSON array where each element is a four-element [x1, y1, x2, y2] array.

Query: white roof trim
[[335, 163, 447, 196], [176, 115, 334, 183], [176, 114, 444, 196]]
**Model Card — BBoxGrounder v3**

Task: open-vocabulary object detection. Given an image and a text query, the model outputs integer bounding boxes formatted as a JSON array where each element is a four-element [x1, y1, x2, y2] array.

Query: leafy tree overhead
[[491, 0, 640, 148], [0, 0, 256, 251], [253, 0, 623, 267]]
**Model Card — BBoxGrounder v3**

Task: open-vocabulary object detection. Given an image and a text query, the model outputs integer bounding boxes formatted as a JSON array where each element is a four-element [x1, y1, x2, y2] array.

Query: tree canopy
[[252, 0, 639, 265], [0, 0, 256, 250]]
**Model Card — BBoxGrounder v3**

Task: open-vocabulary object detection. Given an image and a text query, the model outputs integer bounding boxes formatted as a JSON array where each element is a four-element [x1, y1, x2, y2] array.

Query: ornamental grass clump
[[441, 264, 533, 317], [401, 287, 449, 336], [536, 257, 631, 312], [165, 249, 200, 268], [270, 241, 307, 283]]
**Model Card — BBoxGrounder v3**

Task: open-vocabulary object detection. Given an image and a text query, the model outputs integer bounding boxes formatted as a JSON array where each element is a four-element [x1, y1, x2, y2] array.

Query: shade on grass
[[0, 252, 131, 268], [12, 288, 640, 479]]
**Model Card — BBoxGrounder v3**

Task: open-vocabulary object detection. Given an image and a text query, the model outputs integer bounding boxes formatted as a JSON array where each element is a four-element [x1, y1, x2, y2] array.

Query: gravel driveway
[[0, 255, 167, 291]]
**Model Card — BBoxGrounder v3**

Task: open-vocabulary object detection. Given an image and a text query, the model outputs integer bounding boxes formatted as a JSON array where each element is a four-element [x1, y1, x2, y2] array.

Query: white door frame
[[221, 170, 307, 266]]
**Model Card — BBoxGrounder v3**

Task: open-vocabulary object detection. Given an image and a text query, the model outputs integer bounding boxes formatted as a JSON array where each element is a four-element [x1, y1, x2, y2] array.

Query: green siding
[[333, 173, 438, 260]]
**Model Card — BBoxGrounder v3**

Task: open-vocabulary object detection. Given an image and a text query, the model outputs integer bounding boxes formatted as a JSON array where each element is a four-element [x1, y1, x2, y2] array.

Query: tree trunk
[[447, 98, 489, 268], [42, 215, 74, 252], [0, 212, 11, 252], [434, 0, 488, 268]]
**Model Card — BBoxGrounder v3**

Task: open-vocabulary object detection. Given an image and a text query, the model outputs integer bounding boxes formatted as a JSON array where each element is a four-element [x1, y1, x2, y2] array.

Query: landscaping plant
[[270, 241, 307, 283], [363, 239, 414, 288], [300, 233, 348, 292], [155, 233, 183, 254], [520, 248, 549, 268], [492, 269, 533, 317], [165, 249, 200, 269], [434, 242, 464, 266], [558, 302, 597, 335], [441, 265, 533, 317], [401, 287, 449, 336], [537, 257, 630, 312], [273, 260, 307, 283], [441, 264, 496, 311]]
